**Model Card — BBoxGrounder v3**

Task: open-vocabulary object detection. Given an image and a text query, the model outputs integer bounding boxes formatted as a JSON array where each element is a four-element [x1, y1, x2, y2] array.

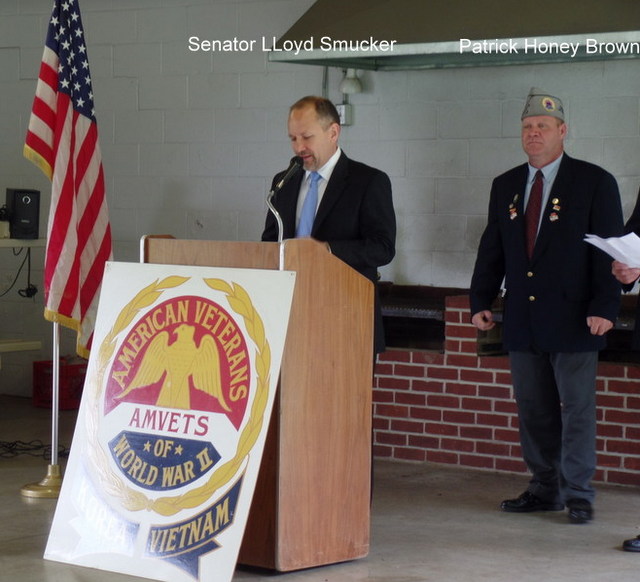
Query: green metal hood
[[269, 0, 640, 70]]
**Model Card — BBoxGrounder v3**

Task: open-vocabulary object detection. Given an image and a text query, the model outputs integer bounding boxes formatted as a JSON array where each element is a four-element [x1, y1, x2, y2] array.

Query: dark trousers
[[509, 350, 598, 504]]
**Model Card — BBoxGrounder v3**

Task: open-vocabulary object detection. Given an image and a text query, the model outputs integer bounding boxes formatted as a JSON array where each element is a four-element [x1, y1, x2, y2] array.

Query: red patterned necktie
[[525, 170, 543, 259]]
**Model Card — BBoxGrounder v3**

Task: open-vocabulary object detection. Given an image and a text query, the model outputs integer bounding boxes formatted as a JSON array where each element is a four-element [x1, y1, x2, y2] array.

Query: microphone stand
[[266, 189, 285, 271]]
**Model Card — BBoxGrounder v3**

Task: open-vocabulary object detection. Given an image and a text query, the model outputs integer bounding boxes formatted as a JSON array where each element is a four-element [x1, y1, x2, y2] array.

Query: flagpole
[[51, 321, 60, 466], [21, 322, 63, 498]]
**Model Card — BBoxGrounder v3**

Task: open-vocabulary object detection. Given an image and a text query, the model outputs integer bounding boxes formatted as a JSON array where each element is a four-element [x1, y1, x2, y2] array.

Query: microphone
[[273, 156, 303, 193]]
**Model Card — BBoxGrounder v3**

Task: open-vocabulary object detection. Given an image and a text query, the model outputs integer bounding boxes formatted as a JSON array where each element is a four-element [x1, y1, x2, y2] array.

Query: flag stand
[[21, 322, 63, 498]]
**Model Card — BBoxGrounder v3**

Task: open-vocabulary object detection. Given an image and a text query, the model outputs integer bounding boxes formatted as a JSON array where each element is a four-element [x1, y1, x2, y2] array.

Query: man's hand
[[612, 260, 640, 285], [586, 316, 614, 336], [472, 310, 495, 331]]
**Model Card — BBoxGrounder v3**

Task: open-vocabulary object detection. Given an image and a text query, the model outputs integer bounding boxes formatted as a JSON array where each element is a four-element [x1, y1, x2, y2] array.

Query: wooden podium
[[143, 237, 374, 572]]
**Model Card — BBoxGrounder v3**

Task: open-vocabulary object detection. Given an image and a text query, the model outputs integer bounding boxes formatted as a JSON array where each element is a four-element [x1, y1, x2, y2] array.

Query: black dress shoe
[[501, 491, 564, 513], [566, 498, 593, 524], [623, 535, 640, 552]]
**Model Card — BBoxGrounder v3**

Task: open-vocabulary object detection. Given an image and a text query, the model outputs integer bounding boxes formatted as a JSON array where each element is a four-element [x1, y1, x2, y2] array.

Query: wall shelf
[[0, 238, 45, 248], [0, 339, 42, 353], [0, 240, 46, 370], [0, 339, 42, 370]]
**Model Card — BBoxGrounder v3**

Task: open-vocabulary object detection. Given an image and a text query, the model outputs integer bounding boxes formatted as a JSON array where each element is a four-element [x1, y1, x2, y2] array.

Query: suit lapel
[[312, 152, 348, 235], [507, 165, 528, 254]]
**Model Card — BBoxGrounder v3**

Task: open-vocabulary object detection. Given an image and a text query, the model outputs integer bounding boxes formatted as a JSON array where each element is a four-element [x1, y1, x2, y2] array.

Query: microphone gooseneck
[[267, 156, 303, 242], [267, 156, 303, 269]]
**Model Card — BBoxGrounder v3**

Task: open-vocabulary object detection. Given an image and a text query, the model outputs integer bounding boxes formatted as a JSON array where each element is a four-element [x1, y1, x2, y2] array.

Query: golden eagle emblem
[[115, 323, 230, 411]]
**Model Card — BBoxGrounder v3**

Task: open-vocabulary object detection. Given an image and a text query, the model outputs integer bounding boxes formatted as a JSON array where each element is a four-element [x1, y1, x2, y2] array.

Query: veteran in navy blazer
[[470, 88, 623, 524], [262, 96, 396, 353], [611, 190, 640, 552]]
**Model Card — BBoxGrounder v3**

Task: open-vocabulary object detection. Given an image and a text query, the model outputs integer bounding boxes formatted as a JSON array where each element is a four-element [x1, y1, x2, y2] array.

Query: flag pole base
[[20, 464, 62, 499]]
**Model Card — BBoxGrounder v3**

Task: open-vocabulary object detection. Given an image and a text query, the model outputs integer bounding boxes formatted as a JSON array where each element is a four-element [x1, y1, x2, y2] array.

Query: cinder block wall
[[374, 295, 640, 487], [2, 0, 640, 398]]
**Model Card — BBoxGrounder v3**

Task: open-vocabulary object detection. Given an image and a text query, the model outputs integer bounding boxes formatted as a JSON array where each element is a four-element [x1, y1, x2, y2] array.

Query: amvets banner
[[45, 262, 296, 582]]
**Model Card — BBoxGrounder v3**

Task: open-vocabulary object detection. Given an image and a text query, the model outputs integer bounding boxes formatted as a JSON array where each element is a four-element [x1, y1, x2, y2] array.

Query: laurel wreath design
[[87, 275, 271, 517]]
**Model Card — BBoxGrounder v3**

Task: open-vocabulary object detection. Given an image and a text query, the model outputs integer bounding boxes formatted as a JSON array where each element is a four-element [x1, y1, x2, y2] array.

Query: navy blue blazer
[[262, 151, 396, 353], [621, 188, 640, 349], [470, 154, 624, 352]]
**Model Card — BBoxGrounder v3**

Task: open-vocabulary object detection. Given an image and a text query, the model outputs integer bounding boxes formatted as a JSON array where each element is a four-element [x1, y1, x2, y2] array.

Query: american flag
[[24, 0, 112, 358]]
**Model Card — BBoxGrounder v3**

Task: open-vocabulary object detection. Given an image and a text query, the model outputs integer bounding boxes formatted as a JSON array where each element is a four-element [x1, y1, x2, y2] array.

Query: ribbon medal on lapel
[[550, 197, 561, 222], [509, 194, 519, 220]]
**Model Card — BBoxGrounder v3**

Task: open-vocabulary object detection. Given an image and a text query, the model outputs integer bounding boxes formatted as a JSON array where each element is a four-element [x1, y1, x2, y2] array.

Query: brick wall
[[373, 294, 640, 487]]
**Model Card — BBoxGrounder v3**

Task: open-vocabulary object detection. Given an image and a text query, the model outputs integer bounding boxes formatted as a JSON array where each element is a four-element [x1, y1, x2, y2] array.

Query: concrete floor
[[1, 395, 640, 582]]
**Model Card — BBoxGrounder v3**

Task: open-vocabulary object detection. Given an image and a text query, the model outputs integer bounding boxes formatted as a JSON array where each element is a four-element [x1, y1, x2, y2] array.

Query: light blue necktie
[[296, 171, 321, 238]]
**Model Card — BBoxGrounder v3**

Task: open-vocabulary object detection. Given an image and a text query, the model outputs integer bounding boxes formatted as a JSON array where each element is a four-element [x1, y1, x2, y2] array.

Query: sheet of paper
[[584, 232, 640, 267]]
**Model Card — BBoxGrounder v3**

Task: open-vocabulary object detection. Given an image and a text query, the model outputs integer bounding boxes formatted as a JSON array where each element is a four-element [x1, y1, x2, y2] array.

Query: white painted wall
[[1, 0, 639, 395]]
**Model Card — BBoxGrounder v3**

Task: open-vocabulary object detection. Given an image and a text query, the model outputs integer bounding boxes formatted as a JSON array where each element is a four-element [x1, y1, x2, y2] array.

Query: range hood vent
[[269, 0, 640, 70]]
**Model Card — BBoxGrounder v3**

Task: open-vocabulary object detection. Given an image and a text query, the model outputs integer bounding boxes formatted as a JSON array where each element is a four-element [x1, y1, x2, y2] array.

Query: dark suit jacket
[[262, 151, 396, 353], [470, 153, 624, 352], [621, 188, 640, 348]]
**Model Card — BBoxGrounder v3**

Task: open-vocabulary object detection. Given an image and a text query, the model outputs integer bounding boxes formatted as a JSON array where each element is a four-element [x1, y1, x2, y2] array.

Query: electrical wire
[[0, 440, 69, 460], [0, 247, 30, 298], [17, 247, 38, 298]]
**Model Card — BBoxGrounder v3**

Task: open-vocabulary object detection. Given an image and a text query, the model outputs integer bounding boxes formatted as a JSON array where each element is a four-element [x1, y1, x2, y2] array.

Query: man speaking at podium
[[262, 96, 396, 354]]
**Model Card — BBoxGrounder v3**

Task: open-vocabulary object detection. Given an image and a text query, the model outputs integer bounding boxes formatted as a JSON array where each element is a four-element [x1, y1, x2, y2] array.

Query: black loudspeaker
[[6, 188, 40, 239]]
